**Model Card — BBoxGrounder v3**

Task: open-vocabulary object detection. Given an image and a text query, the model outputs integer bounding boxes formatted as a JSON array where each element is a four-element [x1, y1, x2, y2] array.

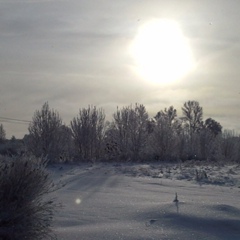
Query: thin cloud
[[0, 0, 240, 137]]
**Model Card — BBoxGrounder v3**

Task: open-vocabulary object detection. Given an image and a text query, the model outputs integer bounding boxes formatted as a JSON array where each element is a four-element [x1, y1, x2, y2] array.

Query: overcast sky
[[0, 0, 240, 138]]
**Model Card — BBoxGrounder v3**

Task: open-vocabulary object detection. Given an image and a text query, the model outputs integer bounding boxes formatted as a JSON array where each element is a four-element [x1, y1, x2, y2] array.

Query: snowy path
[[51, 164, 240, 240]]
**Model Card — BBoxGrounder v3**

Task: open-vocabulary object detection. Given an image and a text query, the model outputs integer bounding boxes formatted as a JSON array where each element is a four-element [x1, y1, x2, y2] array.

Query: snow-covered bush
[[0, 157, 57, 240]]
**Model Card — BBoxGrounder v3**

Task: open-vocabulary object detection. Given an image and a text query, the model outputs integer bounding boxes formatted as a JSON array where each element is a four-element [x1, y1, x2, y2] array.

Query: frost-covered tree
[[0, 124, 6, 143], [28, 102, 63, 161], [190, 118, 222, 160], [70, 106, 105, 161], [221, 130, 239, 162], [180, 101, 203, 159], [204, 118, 222, 136], [182, 100, 203, 134], [155, 106, 177, 127], [111, 103, 148, 161], [196, 126, 223, 161], [148, 106, 181, 160], [55, 125, 75, 162]]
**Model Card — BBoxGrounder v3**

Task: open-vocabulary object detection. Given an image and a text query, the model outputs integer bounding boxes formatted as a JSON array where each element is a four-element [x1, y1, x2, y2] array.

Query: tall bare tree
[[112, 103, 148, 161], [182, 100, 203, 134], [0, 124, 6, 143], [180, 101, 203, 159], [148, 106, 181, 160], [70, 106, 105, 161]]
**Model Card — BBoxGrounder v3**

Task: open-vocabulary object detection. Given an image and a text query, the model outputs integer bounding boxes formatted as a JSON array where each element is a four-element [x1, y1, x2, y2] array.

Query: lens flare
[[75, 198, 81, 204]]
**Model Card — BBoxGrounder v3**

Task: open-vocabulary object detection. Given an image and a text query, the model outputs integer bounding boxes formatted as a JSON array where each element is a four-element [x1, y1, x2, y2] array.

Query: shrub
[[0, 157, 58, 240]]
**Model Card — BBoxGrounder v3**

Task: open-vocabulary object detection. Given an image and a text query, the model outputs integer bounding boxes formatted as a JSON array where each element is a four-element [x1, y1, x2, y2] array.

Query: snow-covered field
[[49, 161, 240, 240]]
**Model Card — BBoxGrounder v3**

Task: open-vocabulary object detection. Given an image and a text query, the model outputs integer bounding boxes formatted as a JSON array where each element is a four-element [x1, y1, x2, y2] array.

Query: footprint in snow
[[145, 219, 158, 227]]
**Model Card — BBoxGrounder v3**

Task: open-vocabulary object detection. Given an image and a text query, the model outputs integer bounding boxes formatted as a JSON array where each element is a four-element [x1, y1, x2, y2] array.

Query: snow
[[49, 162, 240, 240]]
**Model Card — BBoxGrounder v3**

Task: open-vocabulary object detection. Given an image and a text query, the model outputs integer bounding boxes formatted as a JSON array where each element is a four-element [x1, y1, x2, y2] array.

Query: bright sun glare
[[129, 19, 195, 84]]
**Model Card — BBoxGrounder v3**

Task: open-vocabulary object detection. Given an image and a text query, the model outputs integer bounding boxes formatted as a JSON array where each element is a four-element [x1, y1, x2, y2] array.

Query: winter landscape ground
[[50, 161, 240, 240]]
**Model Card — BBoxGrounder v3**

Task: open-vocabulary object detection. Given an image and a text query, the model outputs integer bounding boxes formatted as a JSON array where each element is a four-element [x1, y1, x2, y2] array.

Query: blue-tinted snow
[[49, 162, 240, 240]]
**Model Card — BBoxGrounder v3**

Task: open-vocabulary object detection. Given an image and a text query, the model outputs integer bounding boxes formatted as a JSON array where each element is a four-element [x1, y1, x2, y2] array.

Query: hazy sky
[[0, 0, 240, 138]]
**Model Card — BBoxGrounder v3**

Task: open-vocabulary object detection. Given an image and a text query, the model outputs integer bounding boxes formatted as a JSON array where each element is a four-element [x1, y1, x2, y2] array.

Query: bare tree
[[52, 125, 75, 162], [190, 118, 222, 161], [28, 102, 63, 161], [221, 130, 239, 162], [112, 103, 148, 161], [204, 118, 222, 136], [196, 126, 222, 161], [180, 101, 203, 159], [155, 106, 177, 127], [0, 124, 6, 143], [70, 106, 105, 161], [148, 106, 181, 160], [182, 100, 203, 134]]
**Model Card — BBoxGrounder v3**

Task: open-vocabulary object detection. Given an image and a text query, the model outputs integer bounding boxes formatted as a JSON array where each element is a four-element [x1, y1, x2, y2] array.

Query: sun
[[129, 19, 195, 84]]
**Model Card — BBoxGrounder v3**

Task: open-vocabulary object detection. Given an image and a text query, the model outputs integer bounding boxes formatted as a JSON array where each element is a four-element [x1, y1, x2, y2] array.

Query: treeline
[[1, 101, 240, 163]]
